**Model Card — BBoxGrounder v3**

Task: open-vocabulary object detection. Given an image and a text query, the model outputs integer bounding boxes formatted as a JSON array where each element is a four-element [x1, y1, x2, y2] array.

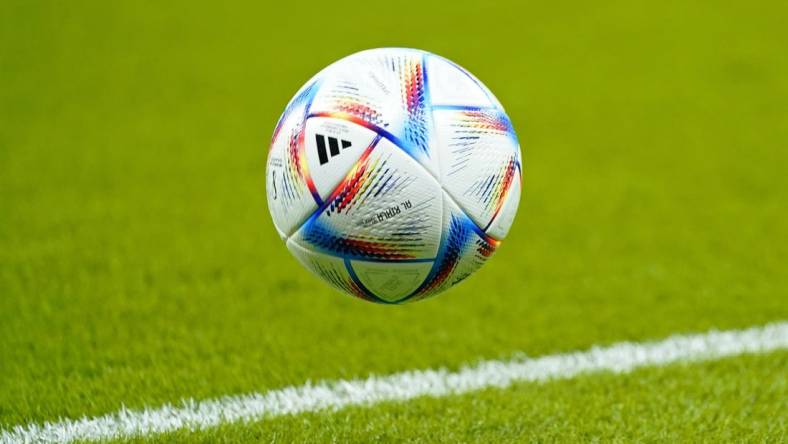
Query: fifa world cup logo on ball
[[266, 48, 522, 304]]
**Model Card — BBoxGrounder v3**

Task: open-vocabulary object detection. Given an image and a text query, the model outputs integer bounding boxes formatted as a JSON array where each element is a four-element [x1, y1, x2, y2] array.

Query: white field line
[[2, 322, 787, 444]]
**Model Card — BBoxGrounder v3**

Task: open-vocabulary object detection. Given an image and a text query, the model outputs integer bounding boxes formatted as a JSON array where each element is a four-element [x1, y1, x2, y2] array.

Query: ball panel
[[291, 137, 443, 263], [303, 117, 379, 201], [405, 194, 500, 303], [350, 260, 433, 303], [286, 238, 382, 303], [433, 108, 521, 233]]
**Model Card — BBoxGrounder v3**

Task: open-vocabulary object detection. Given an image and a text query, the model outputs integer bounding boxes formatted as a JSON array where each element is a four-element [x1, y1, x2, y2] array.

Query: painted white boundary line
[[2, 322, 787, 443]]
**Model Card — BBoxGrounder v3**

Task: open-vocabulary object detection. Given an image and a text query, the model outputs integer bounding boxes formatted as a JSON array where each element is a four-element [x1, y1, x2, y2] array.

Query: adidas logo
[[315, 134, 352, 165]]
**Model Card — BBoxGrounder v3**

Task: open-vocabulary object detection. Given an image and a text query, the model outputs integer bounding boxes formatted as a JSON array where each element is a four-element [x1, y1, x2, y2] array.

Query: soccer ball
[[266, 48, 522, 304]]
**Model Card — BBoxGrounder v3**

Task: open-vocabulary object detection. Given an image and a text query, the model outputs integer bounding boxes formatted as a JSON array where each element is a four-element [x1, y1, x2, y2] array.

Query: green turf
[[128, 351, 788, 443], [1, 0, 787, 440]]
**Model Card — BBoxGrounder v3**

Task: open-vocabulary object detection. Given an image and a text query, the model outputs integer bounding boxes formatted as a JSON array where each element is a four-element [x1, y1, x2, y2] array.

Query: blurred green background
[[1, 0, 786, 437]]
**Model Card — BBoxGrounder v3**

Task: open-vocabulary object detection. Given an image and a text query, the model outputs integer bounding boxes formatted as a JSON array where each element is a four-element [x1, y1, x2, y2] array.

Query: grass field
[[2, 0, 787, 442]]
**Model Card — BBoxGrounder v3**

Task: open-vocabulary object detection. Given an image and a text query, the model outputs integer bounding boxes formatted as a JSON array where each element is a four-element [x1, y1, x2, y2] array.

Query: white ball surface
[[266, 48, 522, 304]]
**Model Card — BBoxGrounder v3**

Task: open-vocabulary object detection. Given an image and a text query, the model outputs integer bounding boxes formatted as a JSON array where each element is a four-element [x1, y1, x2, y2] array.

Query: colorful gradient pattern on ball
[[326, 80, 386, 127], [398, 55, 431, 157], [322, 136, 384, 217], [458, 109, 516, 139], [402, 211, 499, 303], [483, 156, 518, 231], [299, 217, 420, 261], [270, 79, 323, 206], [460, 154, 519, 232]]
